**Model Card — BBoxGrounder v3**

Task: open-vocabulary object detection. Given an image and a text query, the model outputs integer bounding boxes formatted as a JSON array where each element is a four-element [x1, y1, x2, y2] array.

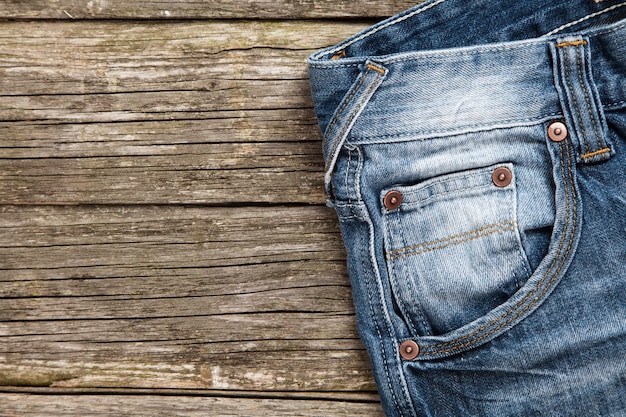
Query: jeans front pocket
[[383, 163, 532, 336]]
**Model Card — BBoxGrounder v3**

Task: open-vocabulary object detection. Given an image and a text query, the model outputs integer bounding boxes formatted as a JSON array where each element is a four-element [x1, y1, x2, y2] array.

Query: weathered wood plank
[[0, 21, 364, 204], [0, 21, 362, 98], [0, 139, 326, 204], [0, 386, 382, 401], [0, 205, 374, 392], [1, 113, 320, 153], [0, 336, 374, 391], [0, 1, 419, 20], [0, 393, 385, 417], [0, 205, 343, 270]]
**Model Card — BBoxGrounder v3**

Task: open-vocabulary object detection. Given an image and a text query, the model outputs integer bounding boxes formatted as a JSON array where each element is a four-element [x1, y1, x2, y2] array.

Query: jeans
[[307, 1, 626, 415]]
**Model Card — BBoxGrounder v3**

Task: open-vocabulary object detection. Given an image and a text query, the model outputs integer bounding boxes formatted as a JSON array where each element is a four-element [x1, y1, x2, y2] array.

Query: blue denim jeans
[[308, 1, 626, 415]]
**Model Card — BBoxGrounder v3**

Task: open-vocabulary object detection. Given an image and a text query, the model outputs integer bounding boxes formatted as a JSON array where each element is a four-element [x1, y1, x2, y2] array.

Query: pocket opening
[[382, 163, 534, 336]]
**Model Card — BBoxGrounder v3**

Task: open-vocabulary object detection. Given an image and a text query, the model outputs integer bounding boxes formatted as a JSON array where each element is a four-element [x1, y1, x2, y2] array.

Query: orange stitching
[[366, 63, 386, 75], [389, 226, 517, 261], [387, 221, 515, 259], [331, 50, 346, 60], [575, 45, 603, 152], [420, 141, 577, 356], [562, 46, 589, 154], [580, 147, 611, 159], [556, 40, 587, 47]]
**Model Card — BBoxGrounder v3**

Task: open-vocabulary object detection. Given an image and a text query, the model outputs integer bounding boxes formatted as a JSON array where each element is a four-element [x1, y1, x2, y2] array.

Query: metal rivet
[[384, 190, 403, 210], [492, 167, 512, 187], [400, 340, 420, 360], [548, 121, 568, 142]]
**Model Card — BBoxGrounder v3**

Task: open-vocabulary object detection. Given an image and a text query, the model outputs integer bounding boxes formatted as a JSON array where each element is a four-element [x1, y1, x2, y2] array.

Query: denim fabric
[[308, 1, 626, 416]]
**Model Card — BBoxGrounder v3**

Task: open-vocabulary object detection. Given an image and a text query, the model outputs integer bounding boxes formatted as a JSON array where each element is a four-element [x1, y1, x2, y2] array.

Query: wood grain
[[0, 139, 326, 204], [0, 21, 361, 97], [0, 393, 385, 416], [0, 21, 367, 204], [0, 205, 377, 392], [1, 1, 420, 20], [0, 8, 388, 415]]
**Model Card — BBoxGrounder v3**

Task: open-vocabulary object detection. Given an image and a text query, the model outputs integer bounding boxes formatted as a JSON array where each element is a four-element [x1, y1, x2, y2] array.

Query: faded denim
[[308, 0, 626, 416]]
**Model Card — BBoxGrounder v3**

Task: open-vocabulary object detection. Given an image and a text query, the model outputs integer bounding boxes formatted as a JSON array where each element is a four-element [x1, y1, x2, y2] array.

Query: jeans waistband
[[308, 0, 626, 195]]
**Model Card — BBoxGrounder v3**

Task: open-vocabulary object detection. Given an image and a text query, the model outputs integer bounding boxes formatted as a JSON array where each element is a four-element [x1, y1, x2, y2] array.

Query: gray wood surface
[[1, 1, 419, 19], [0, 21, 366, 205], [0, 3, 394, 415], [0, 392, 385, 416]]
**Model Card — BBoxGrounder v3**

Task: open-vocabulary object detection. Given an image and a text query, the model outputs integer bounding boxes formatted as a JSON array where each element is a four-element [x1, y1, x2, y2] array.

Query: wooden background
[[0, 1, 421, 415]]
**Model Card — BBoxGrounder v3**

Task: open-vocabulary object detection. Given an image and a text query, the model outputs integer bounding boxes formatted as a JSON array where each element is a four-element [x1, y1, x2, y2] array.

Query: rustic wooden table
[[0, 1, 420, 415]]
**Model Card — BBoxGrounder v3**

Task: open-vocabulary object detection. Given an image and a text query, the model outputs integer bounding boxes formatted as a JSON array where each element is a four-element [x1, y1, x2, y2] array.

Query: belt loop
[[322, 60, 388, 198], [549, 36, 613, 164]]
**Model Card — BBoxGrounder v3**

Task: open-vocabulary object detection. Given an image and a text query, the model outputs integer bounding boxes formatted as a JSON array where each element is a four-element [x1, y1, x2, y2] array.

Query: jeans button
[[399, 340, 420, 360], [548, 121, 568, 142], [384, 190, 403, 210], [492, 167, 512, 187]]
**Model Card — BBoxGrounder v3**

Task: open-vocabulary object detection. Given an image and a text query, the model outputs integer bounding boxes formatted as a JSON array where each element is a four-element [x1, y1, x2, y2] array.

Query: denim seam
[[397, 167, 495, 197], [391, 208, 416, 333], [574, 43, 604, 151], [345, 147, 352, 205], [324, 69, 368, 146], [387, 221, 516, 260], [561, 42, 590, 154], [363, 214, 410, 416], [419, 139, 577, 357], [309, 13, 626, 69], [354, 146, 364, 203], [606, 99, 626, 109], [543, 1, 626, 36], [326, 68, 384, 175], [386, 224, 422, 336], [337, 215, 360, 220], [350, 114, 562, 144], [386, 211, 432, 337], [398, 184, 493, 209], [311, 41, 547, 69], [511, 184, 533, 282], [390, 225, 518, 260], [309, 62, 361, 69], [319, 0, 449, 59]]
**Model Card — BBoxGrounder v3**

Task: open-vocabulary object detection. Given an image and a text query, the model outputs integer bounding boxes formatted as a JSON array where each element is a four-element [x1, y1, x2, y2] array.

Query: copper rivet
[[400, 340, 420, 360], [548, 121, 568, 142], [384, 190, 403, 210], [492, 167, 512, 187]]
